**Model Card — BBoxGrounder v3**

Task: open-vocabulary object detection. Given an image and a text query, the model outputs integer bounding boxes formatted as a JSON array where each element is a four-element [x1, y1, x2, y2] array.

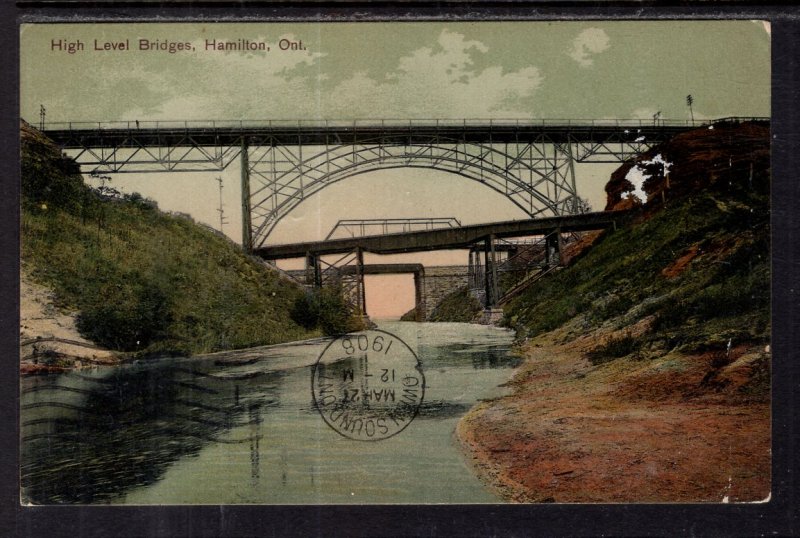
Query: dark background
[[1, 2, 797, 536]]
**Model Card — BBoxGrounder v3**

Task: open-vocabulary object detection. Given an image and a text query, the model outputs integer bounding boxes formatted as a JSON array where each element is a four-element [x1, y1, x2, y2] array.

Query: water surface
[[21, 322, 519, 504]]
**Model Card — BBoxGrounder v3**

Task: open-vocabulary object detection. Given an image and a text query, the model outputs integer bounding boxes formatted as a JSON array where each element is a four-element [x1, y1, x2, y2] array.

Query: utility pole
[[215, 176, 228, 234], [39, 105, 46, 130], [686, 94, 695, 124]]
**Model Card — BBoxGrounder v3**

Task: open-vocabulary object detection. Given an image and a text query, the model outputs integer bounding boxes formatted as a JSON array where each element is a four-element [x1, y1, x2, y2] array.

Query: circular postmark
[[311, 329, 425, 441]]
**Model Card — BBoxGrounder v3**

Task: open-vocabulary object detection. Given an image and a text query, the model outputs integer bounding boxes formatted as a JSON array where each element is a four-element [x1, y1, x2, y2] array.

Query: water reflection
[[419, 343, 521, 369], [21, 362, 277, 503], [415, 400, 473, 419]]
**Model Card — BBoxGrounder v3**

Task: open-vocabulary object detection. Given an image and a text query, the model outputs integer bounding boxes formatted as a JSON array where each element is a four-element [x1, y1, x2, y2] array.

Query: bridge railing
[[325, 217, 462, 240], [37, 116, 768, 133]]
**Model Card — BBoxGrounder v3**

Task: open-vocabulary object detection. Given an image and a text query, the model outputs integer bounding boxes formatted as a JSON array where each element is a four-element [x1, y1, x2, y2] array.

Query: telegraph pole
[[39, 105, 46, 130], [652, 110, 661, 126], [215, 176, 228, 234]]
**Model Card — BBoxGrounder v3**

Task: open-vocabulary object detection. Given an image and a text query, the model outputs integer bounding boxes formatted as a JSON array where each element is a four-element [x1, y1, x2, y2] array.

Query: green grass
[[21, 123, 324, 356], [504, 180, 770, 358], [22, 203, 319, 355]]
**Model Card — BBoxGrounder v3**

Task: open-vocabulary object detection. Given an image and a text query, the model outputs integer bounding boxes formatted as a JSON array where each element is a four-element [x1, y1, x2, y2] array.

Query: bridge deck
[[257, 210, 629, 259], [42, 121, 705, 148], [337, 263, 424, 275]]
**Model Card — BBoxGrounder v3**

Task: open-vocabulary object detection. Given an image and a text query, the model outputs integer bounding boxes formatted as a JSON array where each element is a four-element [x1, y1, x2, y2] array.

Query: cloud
[[120, 33, 326, 120], [112, 29, 543, 121], [568, 28, 610, 67], [325, 29, 543, 118]]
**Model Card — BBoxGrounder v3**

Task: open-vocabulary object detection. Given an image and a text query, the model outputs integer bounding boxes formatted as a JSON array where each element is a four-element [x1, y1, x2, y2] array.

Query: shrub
[[290, 291, 321, 330], [290, 287, 353, 336], [76, 284, 172, 351], [586, 332, 639, 365]]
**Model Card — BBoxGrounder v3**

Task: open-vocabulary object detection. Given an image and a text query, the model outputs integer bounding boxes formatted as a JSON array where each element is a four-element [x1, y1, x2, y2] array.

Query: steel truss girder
[[60, 131, 661, 173], [570, 133, 653, 162], [325, 217, 461, 240], [246, 135, 580, 248], [45, 123, 684, 249], [62, 132, 243, 173]]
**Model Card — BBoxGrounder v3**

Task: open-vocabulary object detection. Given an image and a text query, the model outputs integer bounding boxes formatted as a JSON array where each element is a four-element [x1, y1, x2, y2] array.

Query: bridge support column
[[566, 141, 578, 214], [468, 249, 476, 289], [474, 247, 485, 293], [484, 235, 499, 308], [240, 139, 253, 253], [355, 248, 366, 316], [545, 229, 564, 267], [305, 253, 322, 288], [413, 269, 425, 322]]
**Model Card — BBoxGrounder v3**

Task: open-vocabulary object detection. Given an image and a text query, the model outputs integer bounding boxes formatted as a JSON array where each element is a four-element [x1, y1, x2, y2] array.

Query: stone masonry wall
[[420, 265, 470, 319]]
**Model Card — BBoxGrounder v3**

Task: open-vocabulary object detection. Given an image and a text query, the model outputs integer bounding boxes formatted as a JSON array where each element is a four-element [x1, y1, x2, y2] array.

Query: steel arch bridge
[[41, 118, 722, 251]]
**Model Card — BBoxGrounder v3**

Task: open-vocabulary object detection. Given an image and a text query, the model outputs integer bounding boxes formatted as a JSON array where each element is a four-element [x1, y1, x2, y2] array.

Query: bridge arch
[[246, 137, 578, 248], [255, 164, 539, 244], [46, 119, 704, 252]]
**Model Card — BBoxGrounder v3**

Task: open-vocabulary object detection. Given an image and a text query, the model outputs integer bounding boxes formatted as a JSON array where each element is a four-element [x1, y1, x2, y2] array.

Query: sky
[[20, 21, 770, 317]]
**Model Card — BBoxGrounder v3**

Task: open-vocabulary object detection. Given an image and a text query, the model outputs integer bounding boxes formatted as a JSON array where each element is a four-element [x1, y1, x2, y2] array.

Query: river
[[21, 322, 519, 504]]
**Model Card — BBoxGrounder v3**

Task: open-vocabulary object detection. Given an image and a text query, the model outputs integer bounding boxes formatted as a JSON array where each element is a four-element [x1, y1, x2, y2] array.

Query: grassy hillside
[[504, 122, 770, 363], [21, 122, 323, 356]]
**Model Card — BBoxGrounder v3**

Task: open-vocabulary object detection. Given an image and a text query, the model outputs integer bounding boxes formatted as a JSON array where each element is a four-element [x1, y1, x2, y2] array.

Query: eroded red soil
[[457, 330, 770, 503]]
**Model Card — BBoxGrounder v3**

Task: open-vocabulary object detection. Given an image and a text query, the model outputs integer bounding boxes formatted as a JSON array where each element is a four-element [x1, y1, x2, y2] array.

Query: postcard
[[19, 20, 771, 505]]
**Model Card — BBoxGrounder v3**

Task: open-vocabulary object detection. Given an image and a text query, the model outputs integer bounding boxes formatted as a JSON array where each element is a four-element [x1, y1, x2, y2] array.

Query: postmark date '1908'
[[311, 329, 425, 441]]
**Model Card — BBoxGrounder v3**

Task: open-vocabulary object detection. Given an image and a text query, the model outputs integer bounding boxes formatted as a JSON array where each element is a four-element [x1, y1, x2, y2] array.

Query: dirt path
[[457, 328, 770, 503]]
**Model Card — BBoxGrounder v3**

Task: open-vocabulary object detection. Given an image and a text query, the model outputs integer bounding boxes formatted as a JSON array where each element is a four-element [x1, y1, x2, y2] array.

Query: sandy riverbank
[[456, 320, 771, 503], [20, 269, 121, 374]]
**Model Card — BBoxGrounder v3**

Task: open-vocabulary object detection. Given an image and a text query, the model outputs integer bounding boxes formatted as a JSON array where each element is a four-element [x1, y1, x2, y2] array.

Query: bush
[[76, 284, 172, 351], [586, 332, 639, 365], [290, 291, 320, 330], [290, 287, 353, 336], [124, 191, 159, 212]]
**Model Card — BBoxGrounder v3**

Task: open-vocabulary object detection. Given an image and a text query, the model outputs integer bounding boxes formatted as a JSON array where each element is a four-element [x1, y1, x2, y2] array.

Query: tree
[[574, 196, 593, 214]]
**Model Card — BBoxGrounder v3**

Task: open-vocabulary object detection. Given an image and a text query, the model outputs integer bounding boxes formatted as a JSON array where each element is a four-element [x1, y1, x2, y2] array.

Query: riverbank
[[20, 268, 123, 374], [19, 264, 337, 375], [456, 320, 770, 503]]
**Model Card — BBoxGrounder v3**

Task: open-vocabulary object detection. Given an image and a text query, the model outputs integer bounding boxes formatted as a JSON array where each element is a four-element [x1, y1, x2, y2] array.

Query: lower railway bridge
[[276, 210, 629, 319]]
